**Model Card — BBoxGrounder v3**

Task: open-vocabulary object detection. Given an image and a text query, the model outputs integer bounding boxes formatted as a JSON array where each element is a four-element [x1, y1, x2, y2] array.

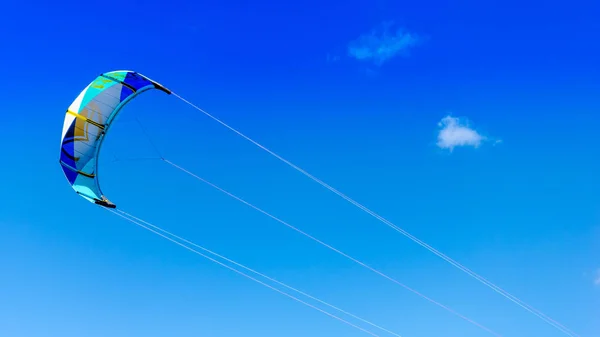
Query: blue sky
[[1, 0, 599, 336]]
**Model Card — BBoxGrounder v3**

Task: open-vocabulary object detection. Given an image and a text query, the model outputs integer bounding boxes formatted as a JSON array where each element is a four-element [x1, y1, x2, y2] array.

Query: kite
[[58, 70, 171, 208]]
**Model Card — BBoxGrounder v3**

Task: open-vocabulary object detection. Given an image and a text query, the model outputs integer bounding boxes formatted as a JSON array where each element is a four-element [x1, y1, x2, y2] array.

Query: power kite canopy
[[58, 70, 171, 208]]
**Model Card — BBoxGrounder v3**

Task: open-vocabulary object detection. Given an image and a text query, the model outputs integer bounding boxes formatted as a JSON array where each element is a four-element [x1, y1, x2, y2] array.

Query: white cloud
[[436, 115, 496, 151], [347, 21, 422, 66]]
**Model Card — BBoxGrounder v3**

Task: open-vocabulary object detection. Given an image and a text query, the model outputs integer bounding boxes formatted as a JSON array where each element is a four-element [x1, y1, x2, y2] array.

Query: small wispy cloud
[[347, 21, 422, 66], [436, 115, 498, 151], [594, 269, 600, 286]]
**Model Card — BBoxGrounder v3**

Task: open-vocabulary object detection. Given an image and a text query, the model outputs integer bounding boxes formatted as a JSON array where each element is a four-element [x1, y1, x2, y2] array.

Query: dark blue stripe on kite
[[61, 163, 78, 184], [60, 147, 75, 167], [119, 85, 134, 102], [60, 122, 77, 167], [124, 72, 153, 90], [65, 120, 76, 139]]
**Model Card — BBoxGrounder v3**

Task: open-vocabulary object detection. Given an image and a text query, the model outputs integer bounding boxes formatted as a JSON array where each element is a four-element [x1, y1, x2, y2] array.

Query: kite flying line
[[170, 92, 579, 337], [160, 158, 503, 337], [114, 209, 405, 337], [107, 208, 388, 337]]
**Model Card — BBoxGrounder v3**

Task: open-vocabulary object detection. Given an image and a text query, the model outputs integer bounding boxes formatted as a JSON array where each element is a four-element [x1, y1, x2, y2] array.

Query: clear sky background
[[1, 0, 599, 336]]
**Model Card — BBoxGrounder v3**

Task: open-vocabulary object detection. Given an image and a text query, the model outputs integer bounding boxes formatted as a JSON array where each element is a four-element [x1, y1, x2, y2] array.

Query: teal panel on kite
[[59, 70, 171, 208]]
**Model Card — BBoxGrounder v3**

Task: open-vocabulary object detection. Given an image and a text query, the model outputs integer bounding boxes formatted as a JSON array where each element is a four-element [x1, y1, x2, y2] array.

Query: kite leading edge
[[59, 70, 171, 208]]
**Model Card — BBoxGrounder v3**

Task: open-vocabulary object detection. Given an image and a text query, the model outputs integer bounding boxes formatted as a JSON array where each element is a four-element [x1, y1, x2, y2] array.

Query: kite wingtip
[[153, 82, 172, 95], [94, 198, 117, 209]]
